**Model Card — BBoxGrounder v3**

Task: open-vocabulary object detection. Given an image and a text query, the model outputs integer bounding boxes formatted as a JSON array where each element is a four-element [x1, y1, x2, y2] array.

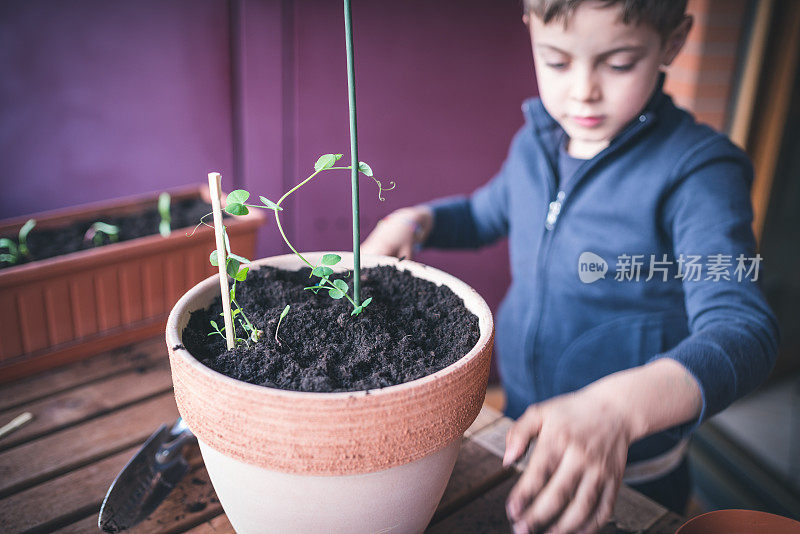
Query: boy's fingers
[[577, 478, 618, 534], [513, 446, 584, 532], [551, 467, 605, 533], [504, 406, 543, 466], [505, 438, 559, 522]]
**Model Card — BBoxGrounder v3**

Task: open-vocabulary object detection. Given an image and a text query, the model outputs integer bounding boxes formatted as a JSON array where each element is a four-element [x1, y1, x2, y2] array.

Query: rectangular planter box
[[0, 185, 265, 383]]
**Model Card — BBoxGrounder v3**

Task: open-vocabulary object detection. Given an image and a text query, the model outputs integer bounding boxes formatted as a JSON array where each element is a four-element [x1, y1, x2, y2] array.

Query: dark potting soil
[[0, 197, 219, 270], [181, 265, 481, 393]]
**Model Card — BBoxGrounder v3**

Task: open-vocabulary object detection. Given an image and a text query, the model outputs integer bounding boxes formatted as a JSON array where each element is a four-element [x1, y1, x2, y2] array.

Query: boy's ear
[[661, 15, 693, 67], [522, 12, 530, 26]]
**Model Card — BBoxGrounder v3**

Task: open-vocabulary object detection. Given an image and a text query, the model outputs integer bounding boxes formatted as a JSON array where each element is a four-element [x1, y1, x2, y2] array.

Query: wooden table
[[0, 338, 685, 533]]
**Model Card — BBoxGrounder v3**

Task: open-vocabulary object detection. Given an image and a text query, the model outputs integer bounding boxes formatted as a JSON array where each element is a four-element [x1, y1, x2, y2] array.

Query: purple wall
[[1, 0, 536, 316], [0, 0, 236, 212]]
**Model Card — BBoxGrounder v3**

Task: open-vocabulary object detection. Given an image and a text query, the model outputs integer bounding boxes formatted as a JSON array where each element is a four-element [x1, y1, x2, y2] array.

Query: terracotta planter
[[166, 252, 494, 533], [0, 186, 265, 383], [676, 509, 800, 534]]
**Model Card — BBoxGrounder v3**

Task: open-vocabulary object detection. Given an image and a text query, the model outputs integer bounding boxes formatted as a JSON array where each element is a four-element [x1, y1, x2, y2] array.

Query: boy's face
[[526, 2, 688, 158]]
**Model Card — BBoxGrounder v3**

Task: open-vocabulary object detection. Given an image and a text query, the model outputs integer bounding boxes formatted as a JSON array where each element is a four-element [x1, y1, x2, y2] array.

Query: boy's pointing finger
[[503, 405, 544, 466]]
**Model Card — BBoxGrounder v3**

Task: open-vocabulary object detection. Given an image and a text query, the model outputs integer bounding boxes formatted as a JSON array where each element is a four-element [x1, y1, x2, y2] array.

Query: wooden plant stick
[[343, 0, 361, 306], [208, 172, 235, 350], [0, 412, 33, 440]]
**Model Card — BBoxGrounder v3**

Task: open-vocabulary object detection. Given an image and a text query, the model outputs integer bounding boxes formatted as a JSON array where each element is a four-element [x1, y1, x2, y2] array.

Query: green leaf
[[321, 253, 341, 266], [19, 219, 36, 241], [0, 254, 17, 264], [279, 304, 290, 320], [228, 253, 251, 264], [234, 266, 249, 282], [350, 306, 363, 316], [259, 196, 283, 211], [361, 297, 373, 308], [333, 279, 348, 293], [227, 190, 250, 204], [0, 238, 18, 256], [209, 250, 219, 267], [328, 288, 345, 299], [358, 161, 373, 177], [159, 219, 171, 238], [158, 192, 171, 216], [210, 320, 219, 330], [226, 258, 241, 278], [314, 153, 343, 171], [225, 203, 249, 216], [312, 266, 334, 278]]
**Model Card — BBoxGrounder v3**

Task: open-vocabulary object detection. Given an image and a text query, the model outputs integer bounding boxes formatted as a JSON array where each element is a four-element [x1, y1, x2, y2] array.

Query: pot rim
[[166, 251, 494, 399]]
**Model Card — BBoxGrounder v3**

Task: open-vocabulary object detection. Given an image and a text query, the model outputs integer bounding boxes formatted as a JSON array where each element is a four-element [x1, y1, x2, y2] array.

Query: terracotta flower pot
[[0, 186, 265, 383], [676, 509, 800, 534], [166, 252, 494, 533]]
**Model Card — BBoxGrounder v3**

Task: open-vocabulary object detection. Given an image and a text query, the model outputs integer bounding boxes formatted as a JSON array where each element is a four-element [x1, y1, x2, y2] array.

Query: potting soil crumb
[[182, 265, 481, 393]]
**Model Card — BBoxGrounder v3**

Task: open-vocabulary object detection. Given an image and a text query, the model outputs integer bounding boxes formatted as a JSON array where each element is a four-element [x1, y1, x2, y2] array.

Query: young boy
[[362, 1, 779, 533]]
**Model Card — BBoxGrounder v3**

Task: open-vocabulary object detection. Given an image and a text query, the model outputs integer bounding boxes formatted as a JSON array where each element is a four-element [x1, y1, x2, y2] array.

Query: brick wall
[[664, 0, 749, 131]]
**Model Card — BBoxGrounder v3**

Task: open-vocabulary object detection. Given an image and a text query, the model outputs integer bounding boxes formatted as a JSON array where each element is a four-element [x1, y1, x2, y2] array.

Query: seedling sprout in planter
[[84, 222, 120, 247], [158, 192, 171, 237], [0, 219, 35, 265], [200, 154, 392, 349]]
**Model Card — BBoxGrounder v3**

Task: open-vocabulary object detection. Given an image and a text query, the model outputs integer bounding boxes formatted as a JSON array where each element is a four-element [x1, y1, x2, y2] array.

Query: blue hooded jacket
[[424, 76, 780, 462]]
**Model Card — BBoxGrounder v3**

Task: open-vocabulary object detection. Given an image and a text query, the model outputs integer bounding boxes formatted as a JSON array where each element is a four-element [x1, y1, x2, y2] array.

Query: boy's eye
[[609, 63, 634, 72], [546, 62, 567, 70]]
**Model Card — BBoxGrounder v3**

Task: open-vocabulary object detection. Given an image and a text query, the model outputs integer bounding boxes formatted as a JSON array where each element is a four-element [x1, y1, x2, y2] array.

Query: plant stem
[[343, 0, 361, 306], [273, 210, 313, 269]]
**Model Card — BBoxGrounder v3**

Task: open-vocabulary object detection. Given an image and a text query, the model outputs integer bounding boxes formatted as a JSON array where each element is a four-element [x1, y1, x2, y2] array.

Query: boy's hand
[[503, 390, 633, 534], [361, 206, 433, 259]]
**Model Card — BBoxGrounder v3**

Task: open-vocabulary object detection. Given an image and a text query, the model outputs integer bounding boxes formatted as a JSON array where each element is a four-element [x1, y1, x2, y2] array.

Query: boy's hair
[[524, 0, 688, 40]]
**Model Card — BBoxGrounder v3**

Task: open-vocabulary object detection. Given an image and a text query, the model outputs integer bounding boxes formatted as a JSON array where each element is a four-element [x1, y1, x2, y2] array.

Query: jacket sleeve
[[423, 129, 523, 249], [651, 136, 780, 438]]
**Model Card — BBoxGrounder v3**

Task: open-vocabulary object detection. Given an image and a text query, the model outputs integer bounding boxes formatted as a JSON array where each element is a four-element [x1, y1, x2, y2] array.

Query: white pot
[[166, 253, 494, 533]]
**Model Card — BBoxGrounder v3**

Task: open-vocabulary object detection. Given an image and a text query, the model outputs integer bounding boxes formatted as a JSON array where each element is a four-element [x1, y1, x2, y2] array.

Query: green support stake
[[343, 0, 361, 306]]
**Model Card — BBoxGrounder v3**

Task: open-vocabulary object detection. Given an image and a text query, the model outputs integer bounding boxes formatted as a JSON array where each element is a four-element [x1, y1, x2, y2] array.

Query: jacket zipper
[[524, 112, 655, 399]]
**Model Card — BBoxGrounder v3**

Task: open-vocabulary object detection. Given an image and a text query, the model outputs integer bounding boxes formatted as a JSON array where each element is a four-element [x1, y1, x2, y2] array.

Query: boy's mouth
[[571, 115, 604, 128]]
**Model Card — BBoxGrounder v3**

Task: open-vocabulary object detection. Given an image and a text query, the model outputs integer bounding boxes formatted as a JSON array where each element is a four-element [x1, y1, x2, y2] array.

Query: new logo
[[578, 252, 608, 284]]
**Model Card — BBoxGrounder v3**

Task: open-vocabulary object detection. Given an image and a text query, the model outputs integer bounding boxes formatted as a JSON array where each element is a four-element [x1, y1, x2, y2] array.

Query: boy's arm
[[647, 136, 779, 437]]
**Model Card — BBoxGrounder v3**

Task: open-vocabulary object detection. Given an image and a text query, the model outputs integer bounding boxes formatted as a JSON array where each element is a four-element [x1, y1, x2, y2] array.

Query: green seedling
[[158, 192, 171, 237], [0, 219, 36, 265], [218, 153, 392, 317], [190, 156, 392, 348], [84, 222, 119, 247], [275, 305, 290, 345]]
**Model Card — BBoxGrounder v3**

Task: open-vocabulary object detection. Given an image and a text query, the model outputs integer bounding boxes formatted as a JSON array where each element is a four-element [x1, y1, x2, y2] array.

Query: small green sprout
[[193, 154, 391, 347], [158, 192, 171, 237], [0, 219, 36, 265], [84, 222, 119, 247], [275, 305, 290, 344], [218, 154, 390, 316]]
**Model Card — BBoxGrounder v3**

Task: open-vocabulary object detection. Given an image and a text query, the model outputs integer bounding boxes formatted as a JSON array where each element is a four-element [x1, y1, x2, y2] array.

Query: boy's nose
[[570, 68, 601, 102]]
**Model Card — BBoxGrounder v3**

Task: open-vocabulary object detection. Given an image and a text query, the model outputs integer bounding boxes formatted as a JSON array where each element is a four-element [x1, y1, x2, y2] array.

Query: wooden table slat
[[0, 446, 137, 532], [0, 337, 167, 412], [0, 362, 173, 451], [427, 472, 520, 533], [432, 441, 515, 525], [464, 404, 504, 438], [0, 393, 178, 498], [184, 513, 234, 534]]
